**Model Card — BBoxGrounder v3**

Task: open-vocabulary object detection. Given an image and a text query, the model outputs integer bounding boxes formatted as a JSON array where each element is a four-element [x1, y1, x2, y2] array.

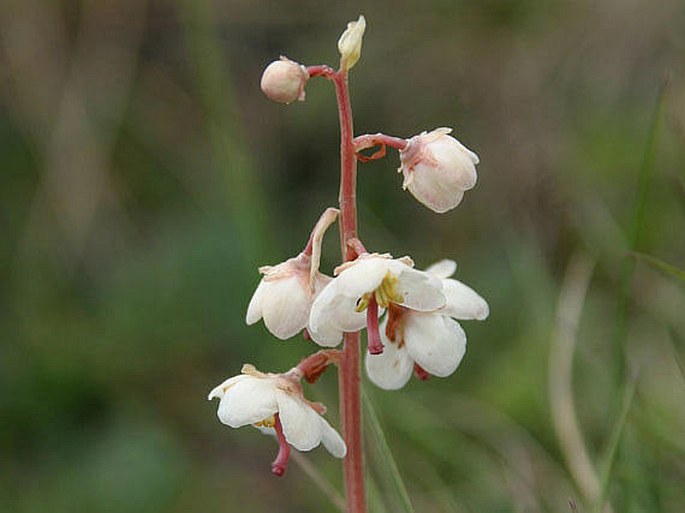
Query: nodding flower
[[308, 252, 446, 354], [208, 364, 346, 476], [365, 259, 488, 390], [399, 128, 479, 213], [246, 208, 338, 340]]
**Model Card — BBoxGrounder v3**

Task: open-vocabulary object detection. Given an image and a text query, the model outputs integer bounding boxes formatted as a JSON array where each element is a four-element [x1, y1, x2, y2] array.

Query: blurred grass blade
[[613, 77, 669, 381], [362, 390, 415, 513], [290, 451, 345, 512], [597, 373, 639, 512], [631, 252, 685, 281]]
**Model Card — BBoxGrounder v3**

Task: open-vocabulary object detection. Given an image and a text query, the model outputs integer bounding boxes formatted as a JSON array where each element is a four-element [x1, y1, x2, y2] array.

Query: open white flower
[[308, 253, 446, 352], [399, 128, 479, 213], [246, 208, 338, 339], [208, 364, 346, 475], [365, 259, 488, 390]]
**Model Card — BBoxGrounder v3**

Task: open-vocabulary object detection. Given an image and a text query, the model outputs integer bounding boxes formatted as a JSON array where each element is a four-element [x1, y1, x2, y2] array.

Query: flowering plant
[[208, 15, 488, 512]]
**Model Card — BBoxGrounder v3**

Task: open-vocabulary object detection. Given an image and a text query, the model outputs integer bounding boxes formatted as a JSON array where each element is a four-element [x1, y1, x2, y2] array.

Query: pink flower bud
[[260, 57, 308, 104], [399, 128, 479, 213]]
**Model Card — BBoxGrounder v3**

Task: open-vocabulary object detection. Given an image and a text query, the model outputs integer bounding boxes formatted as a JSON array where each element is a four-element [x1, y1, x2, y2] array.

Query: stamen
[[355, 293, 370, 313], [254, 415, 276, 429], [366, 295, 384, 355], [413, 363, 431, 381], [385, 303, 407, 345], [271, 413, 291, 477]]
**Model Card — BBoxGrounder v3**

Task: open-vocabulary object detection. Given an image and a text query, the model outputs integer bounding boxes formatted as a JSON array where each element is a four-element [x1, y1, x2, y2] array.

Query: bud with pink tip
[[260, 57, 309, 104], [398, 128, 479, 213]]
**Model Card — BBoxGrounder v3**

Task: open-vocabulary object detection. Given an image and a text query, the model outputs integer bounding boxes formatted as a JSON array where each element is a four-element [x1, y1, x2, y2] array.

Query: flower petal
[[407, 172, 465, 213], [425, 259, 457, 279], [276, 391, 323, 451], [397, 268, 446, 312], [440, 278, 489, 320], [309, 278, 364, 346], [335, 257, 397, 297], [365, 319, 414, 390], [246, 279, 266, 325], [261, 275, 311, 339], [319, 418, 347, 458], [404, 314, 466, 377], [216, 377, 279, 428], [207, 374, 248, 400]]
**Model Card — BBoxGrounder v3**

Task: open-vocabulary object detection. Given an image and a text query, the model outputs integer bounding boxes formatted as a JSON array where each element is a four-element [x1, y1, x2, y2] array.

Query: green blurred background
[[2, 1, 684, 512]]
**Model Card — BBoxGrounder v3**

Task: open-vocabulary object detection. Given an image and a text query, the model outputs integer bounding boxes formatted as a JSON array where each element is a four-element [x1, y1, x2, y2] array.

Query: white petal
[[245, 279, 266, 325], [308, 278, 364, 346], [261, 275, 311, 339], [308, 316, 345, 347], [397, 268, 446, 312], [216, 377, 279, 428], [432, 136, 478, 190], [276, 391, 323, 452], [319, 418, 347, 458], [424, 259, 457, 279], [335, 257, 397, 297], [407, 169, 465, 213], [440, 279, 489, 320], [404, 315, 466, 378], [207, 374, 248, 400], [365, 336, 413, 390]]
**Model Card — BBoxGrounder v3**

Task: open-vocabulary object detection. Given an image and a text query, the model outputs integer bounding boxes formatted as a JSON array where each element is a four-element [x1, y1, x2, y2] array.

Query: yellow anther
[[380, 272, 404, 305], [375, 283, 389, 308], [355, 272, 404, 312], [254, 415, 276, 428], [355, 293, 371, 313]]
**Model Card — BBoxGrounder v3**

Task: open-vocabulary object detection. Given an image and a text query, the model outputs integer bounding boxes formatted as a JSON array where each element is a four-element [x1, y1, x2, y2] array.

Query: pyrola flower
[[208, 364, 346, 476], [246, 208, 338, 339], [365, 259, 488, 389], [308, 253, 446, 353], [399, 127, 479, 213], [260, 56, 309, 104]]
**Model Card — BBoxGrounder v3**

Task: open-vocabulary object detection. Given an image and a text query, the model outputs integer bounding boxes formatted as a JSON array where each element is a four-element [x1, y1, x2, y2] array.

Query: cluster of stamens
[[354, 272, 404, 354]]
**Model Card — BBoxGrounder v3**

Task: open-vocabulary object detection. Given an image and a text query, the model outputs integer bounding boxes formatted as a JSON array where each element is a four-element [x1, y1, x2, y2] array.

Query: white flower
[[246, 256, 330, 339], [260, 57, 309, 104], [208, 364, 346, 460], [399, 128, 479, 213], [308, 253, 446, 349], [246, 208, 338, 339], [365, 259, 488, 390], [338, 15, 366, 72]]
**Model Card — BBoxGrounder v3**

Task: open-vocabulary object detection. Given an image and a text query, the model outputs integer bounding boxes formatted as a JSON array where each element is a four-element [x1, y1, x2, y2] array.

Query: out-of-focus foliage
[[1, 1, 684, 512]]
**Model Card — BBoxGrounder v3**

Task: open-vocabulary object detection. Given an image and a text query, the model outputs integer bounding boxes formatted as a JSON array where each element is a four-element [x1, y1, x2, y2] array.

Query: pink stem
[[307, 64, 337, 79], [353, 133, 408, 152], [271, 413, 291, 477], [333, 70, 366, 513], [366, 296, 384, 355]]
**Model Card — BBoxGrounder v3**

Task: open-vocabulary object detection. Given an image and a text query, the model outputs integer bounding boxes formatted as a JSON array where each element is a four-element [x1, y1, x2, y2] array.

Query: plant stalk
[[333, 70, 366, 513]]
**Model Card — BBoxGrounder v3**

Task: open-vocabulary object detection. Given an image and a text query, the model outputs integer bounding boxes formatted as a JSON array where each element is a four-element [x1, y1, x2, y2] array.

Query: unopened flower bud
[[398, 128, 479, 213], [338, 15, 366, 72], [260, 57, 308, 104]]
